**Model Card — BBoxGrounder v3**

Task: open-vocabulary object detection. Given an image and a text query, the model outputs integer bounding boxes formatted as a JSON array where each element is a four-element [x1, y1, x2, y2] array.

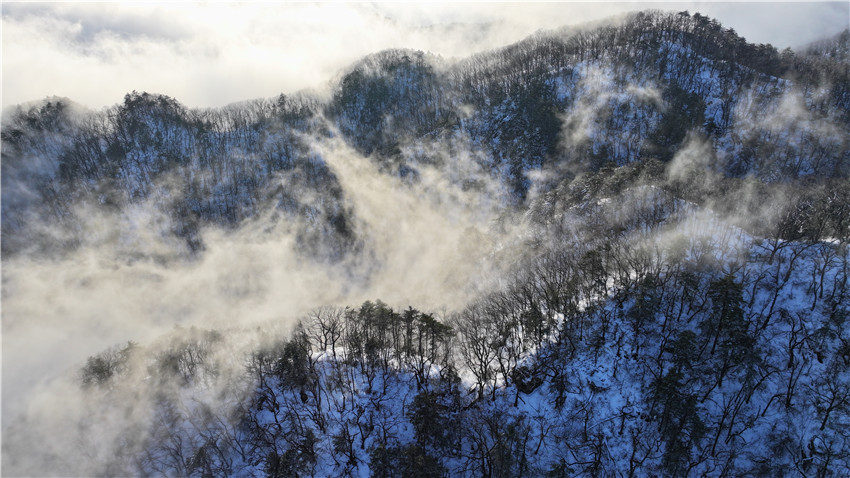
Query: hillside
[[2, 10, 849, 477]]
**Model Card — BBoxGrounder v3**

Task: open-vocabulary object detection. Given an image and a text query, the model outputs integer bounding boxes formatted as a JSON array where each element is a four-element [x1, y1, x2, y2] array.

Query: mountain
[[3, 11, 848, 257], [2, 10, 849, 477]]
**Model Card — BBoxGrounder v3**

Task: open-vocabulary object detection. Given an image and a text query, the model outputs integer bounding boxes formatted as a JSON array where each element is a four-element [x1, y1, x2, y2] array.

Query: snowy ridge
[[63, 189, 850, 476]]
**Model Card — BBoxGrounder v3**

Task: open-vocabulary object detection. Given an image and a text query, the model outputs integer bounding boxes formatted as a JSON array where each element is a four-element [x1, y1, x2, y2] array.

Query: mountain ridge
[[3, 11, 848, 258]]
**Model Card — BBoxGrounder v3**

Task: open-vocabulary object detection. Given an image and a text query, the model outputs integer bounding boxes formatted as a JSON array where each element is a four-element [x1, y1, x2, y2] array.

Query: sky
[[2, 2, 848, 110]]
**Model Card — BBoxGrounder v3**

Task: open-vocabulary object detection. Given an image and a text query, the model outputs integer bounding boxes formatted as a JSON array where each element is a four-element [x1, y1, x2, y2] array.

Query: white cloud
[[4, 2, 845, 110]]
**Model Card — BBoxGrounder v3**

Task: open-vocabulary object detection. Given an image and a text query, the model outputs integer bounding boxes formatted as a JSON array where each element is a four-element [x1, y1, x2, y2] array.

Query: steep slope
[[27, 182, 847, 477], [329, 11, 849, 194]]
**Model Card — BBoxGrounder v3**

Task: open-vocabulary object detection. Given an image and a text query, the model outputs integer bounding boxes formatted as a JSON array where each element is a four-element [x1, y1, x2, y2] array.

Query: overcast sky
[[2, 2, 848, 110]]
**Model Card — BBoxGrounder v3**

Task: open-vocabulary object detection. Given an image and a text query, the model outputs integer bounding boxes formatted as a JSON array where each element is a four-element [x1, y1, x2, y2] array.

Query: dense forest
[[2, 10, 849, 477]]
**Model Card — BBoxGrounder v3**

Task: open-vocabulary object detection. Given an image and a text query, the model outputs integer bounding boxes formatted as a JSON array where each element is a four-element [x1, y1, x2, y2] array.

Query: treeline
[[1, 92, 356, 258], [452, 10, 847, 105]]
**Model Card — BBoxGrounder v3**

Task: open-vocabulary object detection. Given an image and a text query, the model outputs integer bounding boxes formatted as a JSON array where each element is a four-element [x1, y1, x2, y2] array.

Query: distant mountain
[[3, 11, 848, 258]]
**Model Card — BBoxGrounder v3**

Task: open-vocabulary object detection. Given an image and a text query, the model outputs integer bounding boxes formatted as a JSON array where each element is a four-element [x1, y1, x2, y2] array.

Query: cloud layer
[[3, 2, 847, 110]]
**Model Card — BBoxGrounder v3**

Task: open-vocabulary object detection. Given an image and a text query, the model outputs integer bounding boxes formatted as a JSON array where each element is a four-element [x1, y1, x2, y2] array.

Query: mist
[[0, 117, 532, 474]]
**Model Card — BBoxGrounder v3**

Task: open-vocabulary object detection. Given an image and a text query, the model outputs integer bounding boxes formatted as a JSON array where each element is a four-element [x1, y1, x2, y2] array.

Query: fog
[[0, 120, 533, 473]]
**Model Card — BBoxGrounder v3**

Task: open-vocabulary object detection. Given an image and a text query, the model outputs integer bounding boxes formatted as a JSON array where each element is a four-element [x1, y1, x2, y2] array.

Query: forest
[[2, 10, 849, 477]]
